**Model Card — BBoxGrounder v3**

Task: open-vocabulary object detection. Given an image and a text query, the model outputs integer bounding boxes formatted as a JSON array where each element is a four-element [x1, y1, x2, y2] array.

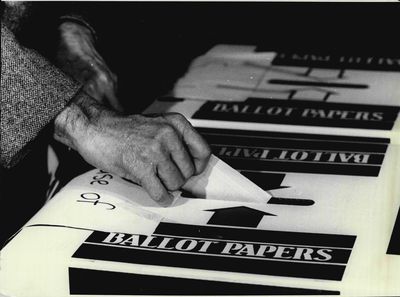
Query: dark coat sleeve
[[1, 22, 81, 168]]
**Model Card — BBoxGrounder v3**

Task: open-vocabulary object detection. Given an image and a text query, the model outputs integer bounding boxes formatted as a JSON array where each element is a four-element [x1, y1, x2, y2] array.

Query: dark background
[[2, 2, 399, 245]]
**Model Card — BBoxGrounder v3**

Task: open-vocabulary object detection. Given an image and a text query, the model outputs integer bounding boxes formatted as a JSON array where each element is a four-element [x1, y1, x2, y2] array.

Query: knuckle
[[139, 142, 163, 163], [97, 72, 111, 84], [149, 140, 163, 153], [165, 112, 187, 125], [143, 163, 156, 175], [146, 140, 165, 157], [157, 124, 176, 139], [171, 112, 186, 122]]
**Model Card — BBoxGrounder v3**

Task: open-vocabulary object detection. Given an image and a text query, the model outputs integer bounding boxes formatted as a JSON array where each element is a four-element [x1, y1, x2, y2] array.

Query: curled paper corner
[[181, 154, 271, 203]]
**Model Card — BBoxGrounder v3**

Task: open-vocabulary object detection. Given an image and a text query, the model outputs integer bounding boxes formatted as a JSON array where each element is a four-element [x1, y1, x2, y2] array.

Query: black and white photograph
[[1, 0, 399, 296]]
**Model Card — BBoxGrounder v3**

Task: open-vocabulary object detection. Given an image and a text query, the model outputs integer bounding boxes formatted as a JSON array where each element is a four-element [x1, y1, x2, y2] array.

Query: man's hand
[[54, 93, 211, 206], [56, 21, 123, 112]]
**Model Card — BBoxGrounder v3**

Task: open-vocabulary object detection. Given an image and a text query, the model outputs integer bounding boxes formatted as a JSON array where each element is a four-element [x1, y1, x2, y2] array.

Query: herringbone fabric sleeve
[[1, 22, 81, 168]]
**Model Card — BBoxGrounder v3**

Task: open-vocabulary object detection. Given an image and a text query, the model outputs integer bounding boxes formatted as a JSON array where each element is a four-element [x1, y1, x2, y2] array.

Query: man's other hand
[[56, 21, 123, 112], [54, 94, 211, 206]]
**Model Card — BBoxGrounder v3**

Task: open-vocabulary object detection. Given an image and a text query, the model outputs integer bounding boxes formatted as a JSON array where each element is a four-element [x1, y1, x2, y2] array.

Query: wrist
[[54, 91, 106, 152]]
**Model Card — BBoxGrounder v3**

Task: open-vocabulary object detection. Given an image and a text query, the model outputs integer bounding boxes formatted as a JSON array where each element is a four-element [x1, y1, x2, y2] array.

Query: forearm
[[1, 22, 80, 168]]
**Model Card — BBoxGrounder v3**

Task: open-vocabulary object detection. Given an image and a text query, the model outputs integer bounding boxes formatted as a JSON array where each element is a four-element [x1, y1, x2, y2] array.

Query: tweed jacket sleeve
[[1, 22, 82, 168]]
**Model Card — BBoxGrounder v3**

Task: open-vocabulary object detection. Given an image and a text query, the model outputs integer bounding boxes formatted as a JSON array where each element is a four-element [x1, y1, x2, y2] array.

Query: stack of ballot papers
[[149, 44, 400, 142], [175, 45, 400, 105], [1, 45, 399, 296]]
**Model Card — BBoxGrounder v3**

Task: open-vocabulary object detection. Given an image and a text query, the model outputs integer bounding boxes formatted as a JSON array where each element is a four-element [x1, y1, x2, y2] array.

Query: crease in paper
[[181, 154, 271, 204]]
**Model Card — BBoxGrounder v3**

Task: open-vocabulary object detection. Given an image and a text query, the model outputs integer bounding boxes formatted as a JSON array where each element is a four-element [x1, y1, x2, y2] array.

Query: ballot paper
[[182, 154, 271, 203], [145, 96, 400, 146]]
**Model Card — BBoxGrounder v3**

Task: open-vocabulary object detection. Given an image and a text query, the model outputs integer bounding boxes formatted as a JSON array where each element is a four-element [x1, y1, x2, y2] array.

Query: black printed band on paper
[[73, 241, 345, 281], [267, 79, 368, 89], [192, 99, 399, 130], [154, 222, 356, 248], [213, 157, 381, 177], [197, 128, 390, 144], [264, 51, 400, 72], [240, 171, 287, 191], [69, 268, 340, 295], [387, 206, 400, 255], [72, 223, 356, 281], [196, 128, 389, 177]]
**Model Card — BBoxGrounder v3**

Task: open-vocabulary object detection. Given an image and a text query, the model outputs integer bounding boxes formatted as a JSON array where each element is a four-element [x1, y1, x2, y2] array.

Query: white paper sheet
[[182, 154, 271, 203]]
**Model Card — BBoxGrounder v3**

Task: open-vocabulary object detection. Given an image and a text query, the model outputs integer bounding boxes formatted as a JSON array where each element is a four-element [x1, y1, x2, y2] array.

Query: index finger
[[140, 173, 173, 207], [164, 113, 211, 174]]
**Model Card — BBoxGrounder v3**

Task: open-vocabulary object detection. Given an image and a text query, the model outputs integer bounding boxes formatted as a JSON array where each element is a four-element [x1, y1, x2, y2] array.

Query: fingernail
[[158, 194, 174, 208]]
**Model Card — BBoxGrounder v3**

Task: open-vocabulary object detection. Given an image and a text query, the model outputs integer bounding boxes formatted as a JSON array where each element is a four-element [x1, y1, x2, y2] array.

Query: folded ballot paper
[[182, 154, 271, 202]]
